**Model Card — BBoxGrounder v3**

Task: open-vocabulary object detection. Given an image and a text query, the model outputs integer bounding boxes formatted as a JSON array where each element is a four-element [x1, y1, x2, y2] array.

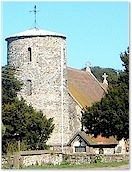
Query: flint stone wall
[[21, 152, 129, 167], [66, 153, 129, 164], [6, 35, 82, 147], [2, 151, 129, 168]]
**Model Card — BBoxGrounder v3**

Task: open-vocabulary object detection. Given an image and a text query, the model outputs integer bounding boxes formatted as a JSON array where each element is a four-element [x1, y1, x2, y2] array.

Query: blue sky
[[1, 1, 129, 70]]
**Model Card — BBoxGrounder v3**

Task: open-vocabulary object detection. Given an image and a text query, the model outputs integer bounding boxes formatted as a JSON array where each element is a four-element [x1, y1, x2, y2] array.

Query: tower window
[[63, 48, 66, 59], [26, 79, 32, 95], [28, 47, 32, 62]]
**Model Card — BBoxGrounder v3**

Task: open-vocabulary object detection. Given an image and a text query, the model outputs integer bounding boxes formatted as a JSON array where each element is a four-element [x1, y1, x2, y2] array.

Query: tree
[[82, 48, 129, 141], [2, 65, 23, 105], [81, 66, 120, 84], [91, 66, 120, 84], [2, 122, 6, 136], [2, 65, 55, 153]]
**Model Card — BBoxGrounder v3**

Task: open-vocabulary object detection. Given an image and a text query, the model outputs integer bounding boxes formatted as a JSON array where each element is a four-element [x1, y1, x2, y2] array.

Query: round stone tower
[[5, 27, 71, 148]]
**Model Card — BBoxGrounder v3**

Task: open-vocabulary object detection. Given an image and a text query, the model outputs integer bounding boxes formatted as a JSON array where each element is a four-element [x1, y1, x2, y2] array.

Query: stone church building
[[5, 27, 127, 154]]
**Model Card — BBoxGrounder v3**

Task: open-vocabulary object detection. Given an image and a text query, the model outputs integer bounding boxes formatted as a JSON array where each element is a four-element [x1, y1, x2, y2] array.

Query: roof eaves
[[67, 131, 81, 146], [5, 28, 66, 41], [68, 91, 83, 109]]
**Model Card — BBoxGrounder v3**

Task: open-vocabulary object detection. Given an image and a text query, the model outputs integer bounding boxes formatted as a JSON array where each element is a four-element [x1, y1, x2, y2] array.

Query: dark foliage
[[2, 65, 54, 153], [82, 47, 129, 141]]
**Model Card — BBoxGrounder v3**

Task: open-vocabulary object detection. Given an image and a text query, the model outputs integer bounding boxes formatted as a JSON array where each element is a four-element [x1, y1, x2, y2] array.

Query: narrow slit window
[[63, 48, 66, 59], [28, 47, 32, 62], [27, 79, 32, 95]]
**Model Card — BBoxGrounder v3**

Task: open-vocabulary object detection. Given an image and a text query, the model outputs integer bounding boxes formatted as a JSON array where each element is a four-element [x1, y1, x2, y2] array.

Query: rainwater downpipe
[[61, 42, 64, 153]]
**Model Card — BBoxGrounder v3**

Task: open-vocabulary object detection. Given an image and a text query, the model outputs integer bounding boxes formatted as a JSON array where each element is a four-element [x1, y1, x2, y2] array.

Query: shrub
[[95, 155, 103, 163]]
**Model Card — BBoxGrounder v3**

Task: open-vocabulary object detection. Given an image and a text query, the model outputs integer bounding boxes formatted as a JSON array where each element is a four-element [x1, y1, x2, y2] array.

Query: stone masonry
[[5, 31, 82, 148]]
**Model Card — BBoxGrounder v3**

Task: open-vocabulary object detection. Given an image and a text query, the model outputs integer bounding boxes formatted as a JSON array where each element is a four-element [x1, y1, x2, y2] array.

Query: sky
[[1, 0, 129, 70]]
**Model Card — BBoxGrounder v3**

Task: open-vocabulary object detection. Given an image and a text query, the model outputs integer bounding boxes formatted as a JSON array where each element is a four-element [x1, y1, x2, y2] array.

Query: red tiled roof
[[67, 67, 107, 108], [89, 134, 118, 145], [67, 131, 118, 146]]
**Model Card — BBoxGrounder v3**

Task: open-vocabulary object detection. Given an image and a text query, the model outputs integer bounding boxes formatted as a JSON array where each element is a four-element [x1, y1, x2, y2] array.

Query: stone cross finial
[[102, 73, 108, 85], [85, 61, 91, 73]]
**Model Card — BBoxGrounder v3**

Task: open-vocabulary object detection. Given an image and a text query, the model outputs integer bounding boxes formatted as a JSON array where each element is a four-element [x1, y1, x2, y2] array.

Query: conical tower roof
[[5, 27, 66, 41]]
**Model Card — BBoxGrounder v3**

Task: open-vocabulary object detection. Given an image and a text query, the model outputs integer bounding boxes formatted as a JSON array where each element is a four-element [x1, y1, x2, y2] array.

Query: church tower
[[5, 27, 74, 148], [5, 6, 83, 151]]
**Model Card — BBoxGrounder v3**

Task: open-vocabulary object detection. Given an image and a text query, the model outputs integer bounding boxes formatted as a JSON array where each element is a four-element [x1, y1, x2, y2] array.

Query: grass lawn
[[22, 160, 129, 169]]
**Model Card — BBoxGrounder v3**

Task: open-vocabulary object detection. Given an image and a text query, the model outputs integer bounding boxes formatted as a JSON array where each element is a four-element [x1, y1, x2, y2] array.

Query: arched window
[[27, 79, 32, 95], [28, 47, 32, 62]]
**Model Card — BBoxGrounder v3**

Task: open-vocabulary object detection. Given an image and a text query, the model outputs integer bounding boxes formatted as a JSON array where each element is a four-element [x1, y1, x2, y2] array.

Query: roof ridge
[[67, 67, 84, 72], [86, 70, 108, 93]]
